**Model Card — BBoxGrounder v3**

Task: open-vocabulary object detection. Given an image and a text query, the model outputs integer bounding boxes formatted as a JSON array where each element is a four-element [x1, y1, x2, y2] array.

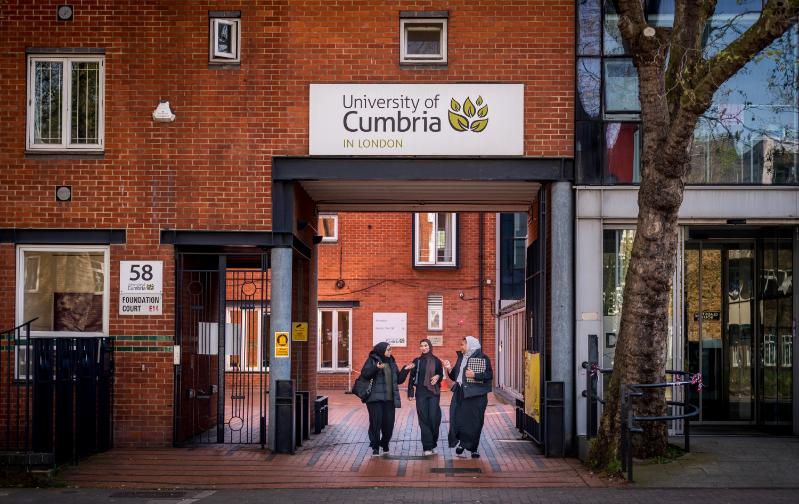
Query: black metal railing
[[2, 319, 35, 453], [1, 319, 113, 466], [581, 359, 702, 482], [620, 371, 701, 482]]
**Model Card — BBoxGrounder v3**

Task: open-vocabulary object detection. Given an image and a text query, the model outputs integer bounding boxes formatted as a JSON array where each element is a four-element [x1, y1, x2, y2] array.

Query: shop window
[[27, 56, 104, 151], [414, 212, 457, 267], [318, 309, 351, 371], [17, 246, 108, 336], [209, 14, 241, 63], [400, 13, 447, 64], [319, 213, 338, 243], [427, 294, 443, 331]]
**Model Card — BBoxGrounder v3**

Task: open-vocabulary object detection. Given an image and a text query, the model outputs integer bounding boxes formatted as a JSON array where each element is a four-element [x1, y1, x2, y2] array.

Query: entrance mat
[[109, 491, 187, 498], [430, 467, 482, 474]]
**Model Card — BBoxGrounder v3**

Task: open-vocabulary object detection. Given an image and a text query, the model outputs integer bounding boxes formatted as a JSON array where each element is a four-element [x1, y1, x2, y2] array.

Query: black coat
[[447, 349, 493, 398], [405, 355, 444, 398], [361, 352, 406, 408]]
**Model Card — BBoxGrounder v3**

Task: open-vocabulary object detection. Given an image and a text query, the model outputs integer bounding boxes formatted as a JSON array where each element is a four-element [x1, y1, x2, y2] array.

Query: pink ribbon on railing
[[691, 372, 703, 391]]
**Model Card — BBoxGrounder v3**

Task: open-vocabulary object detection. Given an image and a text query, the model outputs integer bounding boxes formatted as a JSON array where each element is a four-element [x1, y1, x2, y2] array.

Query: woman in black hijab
[[404, 338, 444, 456], [360, 342, 412, 456]]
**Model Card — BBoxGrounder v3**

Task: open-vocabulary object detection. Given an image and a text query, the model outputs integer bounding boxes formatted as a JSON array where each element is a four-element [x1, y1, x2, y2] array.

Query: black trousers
[[366, 400, 395, 449], [448, 385, 488, 452], [415, 387, 442, 451]]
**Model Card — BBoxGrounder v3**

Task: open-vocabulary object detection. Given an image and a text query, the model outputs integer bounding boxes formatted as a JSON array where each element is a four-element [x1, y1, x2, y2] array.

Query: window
[[16, 246, 110, 338], [210, 16, 241, 63], [414, 212, 457, 267], [319, 213, 338, 243], [26, 55, 104, 151], [400, 15, 447, 64], [427, 294, 443, 331], [225, 307, 264, 371], [500, 213, 527, 300], [318, 309, 351, 371]]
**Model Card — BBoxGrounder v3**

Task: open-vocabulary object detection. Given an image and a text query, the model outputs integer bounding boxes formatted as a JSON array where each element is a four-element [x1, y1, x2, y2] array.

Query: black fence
[[1, 319, 113, 466], [581, 354, 701, 482]]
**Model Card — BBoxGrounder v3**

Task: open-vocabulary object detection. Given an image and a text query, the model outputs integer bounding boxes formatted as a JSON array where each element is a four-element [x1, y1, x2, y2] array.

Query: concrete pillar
[[268, 246, 293, 451], [550, 181, 574, 453]]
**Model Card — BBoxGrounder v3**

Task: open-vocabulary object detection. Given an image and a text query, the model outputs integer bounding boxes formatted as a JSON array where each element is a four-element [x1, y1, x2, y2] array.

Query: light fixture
[[152, 100, 176, 122], [57, 4, 74, 21], [55, 185, 72, 202]]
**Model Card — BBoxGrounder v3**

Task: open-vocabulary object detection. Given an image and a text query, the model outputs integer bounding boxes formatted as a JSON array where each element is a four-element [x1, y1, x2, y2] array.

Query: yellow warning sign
[[292, 322, 308, 342], [275, 332, 290, 358]]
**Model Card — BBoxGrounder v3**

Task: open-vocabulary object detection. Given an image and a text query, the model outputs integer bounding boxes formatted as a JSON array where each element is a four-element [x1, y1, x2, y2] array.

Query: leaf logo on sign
[[448, 96, 489, 133]]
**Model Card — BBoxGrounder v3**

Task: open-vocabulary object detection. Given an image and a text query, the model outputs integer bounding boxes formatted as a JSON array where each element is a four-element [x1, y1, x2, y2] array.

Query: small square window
[[319, 213, 338, 243], [210, 18, 241, 63], [401, 19, 447, 64]]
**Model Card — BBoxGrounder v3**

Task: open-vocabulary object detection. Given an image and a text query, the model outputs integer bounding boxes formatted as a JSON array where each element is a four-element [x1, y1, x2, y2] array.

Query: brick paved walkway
[[59, 391, 604, 489]]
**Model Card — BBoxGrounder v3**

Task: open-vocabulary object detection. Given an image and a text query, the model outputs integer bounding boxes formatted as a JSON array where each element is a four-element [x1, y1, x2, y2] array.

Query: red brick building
[[0, 0, 575, 456], [316, 212, 497, 391]]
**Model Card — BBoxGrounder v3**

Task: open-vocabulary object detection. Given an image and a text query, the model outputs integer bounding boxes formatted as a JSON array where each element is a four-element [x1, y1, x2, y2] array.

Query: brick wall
[[1, 1, 574, 446], [317, 212, 497, 391]]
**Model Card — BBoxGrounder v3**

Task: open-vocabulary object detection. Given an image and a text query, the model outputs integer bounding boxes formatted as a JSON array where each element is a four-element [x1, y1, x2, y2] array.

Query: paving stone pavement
[[57, 391, 604, 489]]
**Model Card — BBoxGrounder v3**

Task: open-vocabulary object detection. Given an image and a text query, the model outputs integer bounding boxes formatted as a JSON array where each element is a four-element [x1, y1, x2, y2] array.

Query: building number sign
[[120, 261, 164, 315]]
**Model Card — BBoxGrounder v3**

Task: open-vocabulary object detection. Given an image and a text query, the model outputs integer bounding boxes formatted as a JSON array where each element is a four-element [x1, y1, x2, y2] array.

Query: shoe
[[431, 448, 437, 454], [381, 445, 390, 454], [455, 446, 464, 455], [423, 450, 434, 456], [471, 452, 480, 459], [371, 448, 380, 457]]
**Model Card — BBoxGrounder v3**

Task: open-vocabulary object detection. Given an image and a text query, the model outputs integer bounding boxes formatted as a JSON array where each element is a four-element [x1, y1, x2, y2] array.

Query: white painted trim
[[210, 18, 241, 63], [26, 56, 105, 152], [317, 308, 352, 372], [414, 212, 457, 267], [319, 213, 338, 243], [400, 18, 447, 63]]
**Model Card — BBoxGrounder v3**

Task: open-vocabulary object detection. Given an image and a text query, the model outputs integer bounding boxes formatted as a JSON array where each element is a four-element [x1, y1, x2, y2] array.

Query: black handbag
[[352, 375, 373, 403]]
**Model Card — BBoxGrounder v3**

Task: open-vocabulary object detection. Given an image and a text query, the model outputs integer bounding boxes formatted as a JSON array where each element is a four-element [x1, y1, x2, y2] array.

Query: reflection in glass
[[577, 58, 601, 119], [645, 0, 675, 27], [71, 61, 100, 144], [33, 61, 63, 144], [604, 123, 641, 183], [603, 0, 629, 55], [577, 0, 601, 55], [320, 311, 333, 368], [407, 27, 441, 56], [604, 59, 640, 112], [689, 25, 798, 185]]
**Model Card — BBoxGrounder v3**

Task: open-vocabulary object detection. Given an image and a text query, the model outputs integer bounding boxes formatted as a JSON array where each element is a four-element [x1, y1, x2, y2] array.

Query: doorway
[[685, 232, 794, 428]]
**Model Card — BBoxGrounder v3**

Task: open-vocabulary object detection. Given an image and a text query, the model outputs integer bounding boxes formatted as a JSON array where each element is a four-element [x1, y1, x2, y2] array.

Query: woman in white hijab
[[443, 336, 493, 458]]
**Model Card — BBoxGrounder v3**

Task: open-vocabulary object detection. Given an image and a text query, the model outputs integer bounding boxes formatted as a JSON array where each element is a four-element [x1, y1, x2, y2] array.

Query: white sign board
[[373, 312, 407, 347], [119, 261, 163, 315], [310, 84, 524, 156]]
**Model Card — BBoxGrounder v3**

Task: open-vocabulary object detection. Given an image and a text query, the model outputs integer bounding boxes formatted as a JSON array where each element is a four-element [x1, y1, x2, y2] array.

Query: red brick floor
[[59, 391, 605, 489]]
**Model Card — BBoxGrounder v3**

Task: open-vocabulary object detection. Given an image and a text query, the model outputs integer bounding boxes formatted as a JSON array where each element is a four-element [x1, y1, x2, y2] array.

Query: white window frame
[[319, 213, 339, 243], [26, 55, 105, 152], [414, 213, 457, 267], [15, 245, 111, 338], [210, 18, 241, 63], [317, 308, 352, 372], [427, 294, 444, 331], [400, 18, 447, 63]]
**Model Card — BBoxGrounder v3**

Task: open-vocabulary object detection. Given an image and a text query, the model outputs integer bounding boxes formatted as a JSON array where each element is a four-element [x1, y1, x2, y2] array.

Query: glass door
[[685, 241, 755, 423]]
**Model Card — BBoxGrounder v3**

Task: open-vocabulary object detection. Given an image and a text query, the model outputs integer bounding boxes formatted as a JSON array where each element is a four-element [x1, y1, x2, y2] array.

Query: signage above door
[[309, 84, 524, 156]]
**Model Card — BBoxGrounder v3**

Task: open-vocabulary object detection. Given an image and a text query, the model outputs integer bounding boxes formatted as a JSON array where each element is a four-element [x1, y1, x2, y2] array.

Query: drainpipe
[[479, 212, 484, 345]]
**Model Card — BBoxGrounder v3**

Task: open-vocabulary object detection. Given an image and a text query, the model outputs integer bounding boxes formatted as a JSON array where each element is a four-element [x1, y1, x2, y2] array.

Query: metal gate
[[174, 253, 269, 445]]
